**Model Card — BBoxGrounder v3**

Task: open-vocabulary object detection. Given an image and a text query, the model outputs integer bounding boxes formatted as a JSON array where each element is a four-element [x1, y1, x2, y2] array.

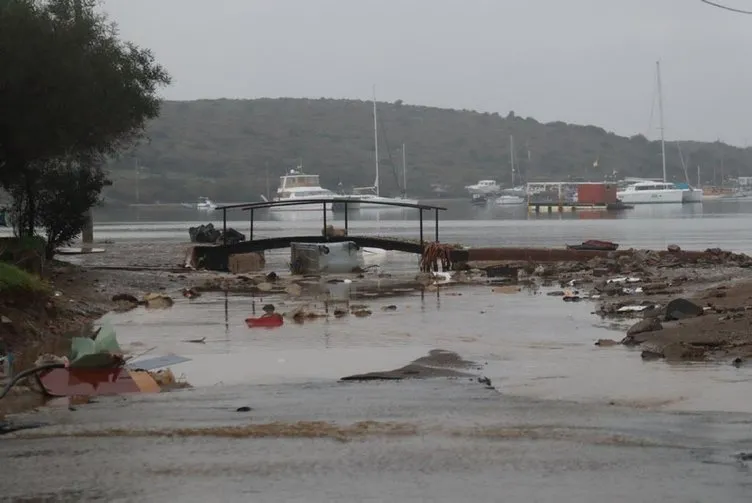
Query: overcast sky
[[100, 0, 752, 146]]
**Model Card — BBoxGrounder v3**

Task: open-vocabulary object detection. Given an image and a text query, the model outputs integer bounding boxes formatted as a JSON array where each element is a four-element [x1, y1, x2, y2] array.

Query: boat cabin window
[[633, 183, 674, 191], [282, 175, 320, 188]]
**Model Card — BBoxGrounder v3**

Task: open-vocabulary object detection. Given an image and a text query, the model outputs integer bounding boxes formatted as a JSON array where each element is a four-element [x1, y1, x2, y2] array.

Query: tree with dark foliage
[[35, 157, 111, 259], [0, 0, 170, 243]]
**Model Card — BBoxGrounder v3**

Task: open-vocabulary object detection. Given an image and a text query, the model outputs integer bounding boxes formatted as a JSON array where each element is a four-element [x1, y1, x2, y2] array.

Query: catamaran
[[617, 62, 700, 205]]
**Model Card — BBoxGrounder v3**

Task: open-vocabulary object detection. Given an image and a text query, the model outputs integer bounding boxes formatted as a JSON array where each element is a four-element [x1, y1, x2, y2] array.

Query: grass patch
[[0, 261, 50, 294]]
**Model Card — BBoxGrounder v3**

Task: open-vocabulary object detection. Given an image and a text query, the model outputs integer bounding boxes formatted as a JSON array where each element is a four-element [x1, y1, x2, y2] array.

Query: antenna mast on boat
[[656, 60, 667, 183], [402, 143, 407, 198], [372, 86, 380, 197], [509, 135, 516, 186]]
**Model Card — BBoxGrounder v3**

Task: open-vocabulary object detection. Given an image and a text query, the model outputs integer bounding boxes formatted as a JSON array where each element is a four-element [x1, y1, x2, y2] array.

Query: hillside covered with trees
[[105, 98, 752, 203]]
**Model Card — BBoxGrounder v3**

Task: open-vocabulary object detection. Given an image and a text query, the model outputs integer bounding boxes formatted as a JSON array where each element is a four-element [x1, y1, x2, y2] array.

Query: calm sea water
[[83, 198, 752, 253]]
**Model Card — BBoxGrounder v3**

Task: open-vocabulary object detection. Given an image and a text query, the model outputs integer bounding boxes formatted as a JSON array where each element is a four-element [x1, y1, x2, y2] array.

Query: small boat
[[566, 240, 619, 251], [245, 314, 284, 328], [196, 197, 217, 211]]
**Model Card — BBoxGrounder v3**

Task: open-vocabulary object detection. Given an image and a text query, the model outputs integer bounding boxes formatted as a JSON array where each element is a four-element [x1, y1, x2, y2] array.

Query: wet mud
[[340, 349, 482, 381]]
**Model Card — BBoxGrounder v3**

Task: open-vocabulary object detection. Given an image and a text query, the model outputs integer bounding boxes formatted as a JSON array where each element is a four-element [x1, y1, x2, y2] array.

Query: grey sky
[[101, 0, 752, 146]]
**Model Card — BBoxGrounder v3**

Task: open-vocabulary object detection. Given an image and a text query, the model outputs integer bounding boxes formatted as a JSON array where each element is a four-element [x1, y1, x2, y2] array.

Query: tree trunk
[[24, 174, 35, 237]]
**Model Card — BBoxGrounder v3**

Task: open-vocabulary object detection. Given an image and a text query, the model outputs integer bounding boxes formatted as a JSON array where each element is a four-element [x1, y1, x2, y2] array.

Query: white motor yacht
[[262, 167, 341, 211], [616, 181, 684, 204], [465, 179, 500, 196]]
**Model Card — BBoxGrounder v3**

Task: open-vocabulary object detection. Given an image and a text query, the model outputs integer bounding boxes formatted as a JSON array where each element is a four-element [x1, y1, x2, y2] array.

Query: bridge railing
[[214, 198, 447, 248]]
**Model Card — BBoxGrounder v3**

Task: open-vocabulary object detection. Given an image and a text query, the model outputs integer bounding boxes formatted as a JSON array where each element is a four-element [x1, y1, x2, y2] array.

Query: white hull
[[495, 195, 525, 205], [616, 189, 684, 204], [356, 196, 418, 210], [268, 201, 334, 212]]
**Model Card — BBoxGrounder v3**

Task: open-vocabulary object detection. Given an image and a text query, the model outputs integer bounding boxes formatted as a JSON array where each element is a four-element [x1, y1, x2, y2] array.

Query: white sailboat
[[495, 135, 526, 205], [617, 61, 685, 205], [344, 88, 419, 210]]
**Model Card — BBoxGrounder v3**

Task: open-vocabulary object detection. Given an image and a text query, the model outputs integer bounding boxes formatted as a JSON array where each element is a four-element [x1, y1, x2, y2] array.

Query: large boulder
[[664, 298, 704, 321], [626, 317, 663, 336]]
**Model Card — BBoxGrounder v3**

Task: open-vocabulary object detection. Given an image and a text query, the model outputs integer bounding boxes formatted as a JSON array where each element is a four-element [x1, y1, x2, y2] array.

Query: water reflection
[[88, 197, 748, 226]]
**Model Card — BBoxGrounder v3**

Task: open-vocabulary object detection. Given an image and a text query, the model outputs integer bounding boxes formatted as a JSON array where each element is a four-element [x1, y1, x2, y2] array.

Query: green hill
[[104, 98, 752, 203]]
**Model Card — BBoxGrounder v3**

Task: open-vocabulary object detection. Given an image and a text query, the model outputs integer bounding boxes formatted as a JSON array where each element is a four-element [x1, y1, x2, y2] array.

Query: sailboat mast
[[402, 143, 407, 197], [656, 61, 667, 183], [697, 165, 701, 188], [509, 135, 515, 186], [372, 87, 380, 197]]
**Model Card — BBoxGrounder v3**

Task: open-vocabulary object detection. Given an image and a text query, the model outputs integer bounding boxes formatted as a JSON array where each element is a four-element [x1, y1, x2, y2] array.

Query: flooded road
[[103, 282, 752, 414]]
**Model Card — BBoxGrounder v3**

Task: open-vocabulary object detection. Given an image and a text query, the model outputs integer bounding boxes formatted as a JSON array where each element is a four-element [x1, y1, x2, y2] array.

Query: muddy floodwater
[[3, 203, 752, 501]]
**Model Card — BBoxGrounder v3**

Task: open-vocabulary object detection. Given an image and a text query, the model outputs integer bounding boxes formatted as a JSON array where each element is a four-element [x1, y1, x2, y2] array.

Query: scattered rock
[[236, 406, 252, 413], [256, 282, 274, 292], [285, 283, 302, 296], [333, 308, 348, 318], [1, 315, 12, 324], [547, 291, 565, 296], [288, 307, 327, 323], [352, 309, 372, 318], [641, 350, 664, 361], [664, 298, 703, 321], [595, 339, 619, 347], [265, 271, 279, 282], [184, 337, 206, 344], [143, 293, 174, 309], [667, 244, 681, 253], [477, 376, 494, 389], [381, 305, 398, 311], [662, 342, 707, 362]]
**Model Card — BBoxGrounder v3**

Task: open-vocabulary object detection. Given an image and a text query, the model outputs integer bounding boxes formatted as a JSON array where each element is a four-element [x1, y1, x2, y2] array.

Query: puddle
[[99, 283, 752, 413]]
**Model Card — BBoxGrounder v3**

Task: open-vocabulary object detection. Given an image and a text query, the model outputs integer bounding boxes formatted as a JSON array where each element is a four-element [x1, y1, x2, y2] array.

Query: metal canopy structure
[[214, 198, 448, 248]]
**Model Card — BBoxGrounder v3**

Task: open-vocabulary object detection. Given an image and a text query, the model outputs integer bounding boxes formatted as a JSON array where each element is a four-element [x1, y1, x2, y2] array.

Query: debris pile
[[188, 223, 246, 245]]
